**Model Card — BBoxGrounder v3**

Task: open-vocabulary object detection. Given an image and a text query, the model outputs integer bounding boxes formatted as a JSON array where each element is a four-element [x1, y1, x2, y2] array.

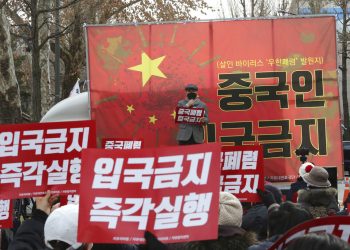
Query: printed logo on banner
[[78, 144, 221, 244], [0, 199, 13, 228], [101, 138, 143, 150], [175, 107, 205, 125], [268, 216, 350, 249], [220, 145, 264, 202], [0, 120, 96, 199]]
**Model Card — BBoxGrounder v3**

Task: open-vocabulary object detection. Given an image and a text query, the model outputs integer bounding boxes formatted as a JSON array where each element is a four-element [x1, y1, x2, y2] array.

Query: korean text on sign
[[0, 199, 12, 228], [220, 145, 264, 202], [102, 138, 143, 150], [175, 107, 205, 125], [0, 120, 96, 199], [78, 144, 221, 244]]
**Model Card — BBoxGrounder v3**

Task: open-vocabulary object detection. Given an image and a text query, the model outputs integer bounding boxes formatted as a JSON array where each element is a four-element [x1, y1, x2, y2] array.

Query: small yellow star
[[126, 105, 135, 114], [171, 110, 176, 119], [128, 52, 167, 87], [149, 115, 158, 124]]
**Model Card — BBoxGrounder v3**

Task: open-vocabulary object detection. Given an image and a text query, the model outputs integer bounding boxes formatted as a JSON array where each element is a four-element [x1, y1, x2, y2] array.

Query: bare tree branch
[[11, 23, 30, 28], [38, 16, 51, 31], [37, 0, 80, 15], [22, 0, 32, 12], [5, 4, 27, 26], [0, 0, 8, 9], [38, 21, 74, 50], [109, 0, 142, 17], [50, 41, 72, 63], [40, 20, 68, 30], [10, 31, 31, 41]]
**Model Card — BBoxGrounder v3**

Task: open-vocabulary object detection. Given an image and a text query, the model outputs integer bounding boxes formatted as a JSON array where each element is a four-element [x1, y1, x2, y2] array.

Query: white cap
[[44, 204, 82, 249], [299, 162, 315, 177]]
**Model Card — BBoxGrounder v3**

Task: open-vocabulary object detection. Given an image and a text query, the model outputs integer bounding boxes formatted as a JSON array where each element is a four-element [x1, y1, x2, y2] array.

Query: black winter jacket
[[8, 209, 48, 250]]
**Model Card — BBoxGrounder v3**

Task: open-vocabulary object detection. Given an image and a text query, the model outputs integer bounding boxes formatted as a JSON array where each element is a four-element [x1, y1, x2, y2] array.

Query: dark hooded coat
[[297, 187, 339, 218], [180, 225, 257, 250]]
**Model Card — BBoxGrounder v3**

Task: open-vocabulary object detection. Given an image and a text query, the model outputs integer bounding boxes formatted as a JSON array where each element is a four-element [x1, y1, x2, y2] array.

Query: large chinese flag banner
[[0, 120, 96, 199], [86, 16, 342, 181], [78, 143, 221, 244]]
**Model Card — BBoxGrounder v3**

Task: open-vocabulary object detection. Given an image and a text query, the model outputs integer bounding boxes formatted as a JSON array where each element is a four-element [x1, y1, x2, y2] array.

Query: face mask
[[187, 92, 197, 100]]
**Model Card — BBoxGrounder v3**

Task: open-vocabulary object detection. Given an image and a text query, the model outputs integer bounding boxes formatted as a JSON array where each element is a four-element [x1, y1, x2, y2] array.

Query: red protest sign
[[0, 120, 96, 199], [0, 200, 13, 228], [175, 107, 204, 125], [220, 145, 264, 202], [78, 143, 221, 244], [268, 216, 350, 249], [101, 138, 143, 150], [60, 194, 80, 206]]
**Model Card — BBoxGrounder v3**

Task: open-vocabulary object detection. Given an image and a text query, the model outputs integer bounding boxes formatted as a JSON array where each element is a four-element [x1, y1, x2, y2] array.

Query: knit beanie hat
[[299, 162, 315, 177], [219, 192, 243, 227], [265, 184, 283, 204]]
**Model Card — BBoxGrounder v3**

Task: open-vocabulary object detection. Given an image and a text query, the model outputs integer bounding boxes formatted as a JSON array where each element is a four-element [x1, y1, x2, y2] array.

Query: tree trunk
[[0, 8, 22, 124], [62, 4, 84, 98], [39, 0, 54, 116], [31, 41, 41, 121], [31, 0, 42, 122]]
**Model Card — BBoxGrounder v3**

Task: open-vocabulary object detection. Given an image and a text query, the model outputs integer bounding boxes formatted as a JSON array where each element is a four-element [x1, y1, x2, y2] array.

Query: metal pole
[[54, 0, 61, 103]]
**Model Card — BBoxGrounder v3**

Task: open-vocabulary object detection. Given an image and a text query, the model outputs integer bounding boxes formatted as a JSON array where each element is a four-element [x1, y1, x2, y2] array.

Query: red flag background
[[86, 16, 342, 181]]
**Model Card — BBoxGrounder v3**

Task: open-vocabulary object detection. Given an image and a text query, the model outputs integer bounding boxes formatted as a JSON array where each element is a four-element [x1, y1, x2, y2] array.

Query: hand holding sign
[[35, 190, 58, 215], [186, 99, 195, 107]]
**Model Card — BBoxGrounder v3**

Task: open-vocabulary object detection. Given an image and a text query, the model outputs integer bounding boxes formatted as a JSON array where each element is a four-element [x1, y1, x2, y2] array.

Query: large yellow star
[[126, 105, 135, 114], [128, 52, 167, 87], [171, 110, 176, 119], [149, 115, 158, 124]]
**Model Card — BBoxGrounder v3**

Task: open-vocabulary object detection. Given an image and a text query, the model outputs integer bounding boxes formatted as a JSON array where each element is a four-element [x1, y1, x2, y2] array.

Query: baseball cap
[[44, 204, 82, 249], [184, 84, 198, 91]]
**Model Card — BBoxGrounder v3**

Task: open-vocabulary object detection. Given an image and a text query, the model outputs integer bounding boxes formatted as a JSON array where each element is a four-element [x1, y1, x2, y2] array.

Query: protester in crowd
[[285, 233, 350, 250], [181, 192, 258, 249], [248, 191, 313, 250], [176, 84, 209, 145], [242, 184, 283, 240], [9, 191, 59, 250], [46, 204, 138, 250], [297, 166, 339, 217], [44, 204, 93, 250], [141, 231, 168, 250], [286, 162, 314, 202], [9, 191, 138, 250], [1, 229, 13, 249]]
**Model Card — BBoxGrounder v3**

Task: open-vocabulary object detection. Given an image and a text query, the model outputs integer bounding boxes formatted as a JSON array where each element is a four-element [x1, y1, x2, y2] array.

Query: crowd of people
[[0, 162, 348, 250]]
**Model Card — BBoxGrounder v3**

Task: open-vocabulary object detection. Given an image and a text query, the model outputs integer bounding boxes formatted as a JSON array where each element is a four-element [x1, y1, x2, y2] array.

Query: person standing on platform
[[176, 84, 209, 145]]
